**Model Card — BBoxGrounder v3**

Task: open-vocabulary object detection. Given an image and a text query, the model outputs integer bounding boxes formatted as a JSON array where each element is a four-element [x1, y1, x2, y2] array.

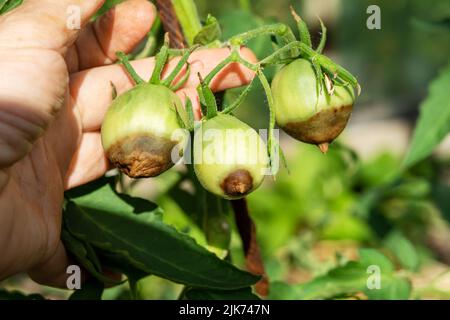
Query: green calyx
[[272, 58, 355, 124], [115, 38, 196, 91], [193, 114, 269, 200]]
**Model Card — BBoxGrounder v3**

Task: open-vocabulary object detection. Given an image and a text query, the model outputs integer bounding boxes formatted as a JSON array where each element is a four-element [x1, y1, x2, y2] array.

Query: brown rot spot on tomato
[[193, 114, 268, 200], [283, 104, 353, 151], [101, 84, 188, 178], [220, 169, 254, 197], [106, 134, 177, 178]]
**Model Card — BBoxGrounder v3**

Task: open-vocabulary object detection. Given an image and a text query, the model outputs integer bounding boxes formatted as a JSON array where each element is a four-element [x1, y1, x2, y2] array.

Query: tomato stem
[[228, 23, 296, 47], [260, 41, 359, 89], [203, 54, 235, 85], [115, 51, 144, 85], [172, 0, 203, 46], [221, 78, 255, 115], [255, 69, 277, 174]]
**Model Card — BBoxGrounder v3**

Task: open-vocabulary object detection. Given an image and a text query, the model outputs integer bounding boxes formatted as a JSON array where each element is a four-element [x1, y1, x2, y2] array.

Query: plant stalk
[[172, 0, 203, 46]]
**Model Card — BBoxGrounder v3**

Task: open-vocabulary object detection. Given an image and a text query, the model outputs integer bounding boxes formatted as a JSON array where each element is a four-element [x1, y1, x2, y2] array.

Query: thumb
[[0, 0, 105, 53]]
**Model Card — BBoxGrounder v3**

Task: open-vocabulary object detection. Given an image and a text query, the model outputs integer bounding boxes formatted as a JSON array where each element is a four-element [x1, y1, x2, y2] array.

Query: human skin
[[0, 0, 256, 287]]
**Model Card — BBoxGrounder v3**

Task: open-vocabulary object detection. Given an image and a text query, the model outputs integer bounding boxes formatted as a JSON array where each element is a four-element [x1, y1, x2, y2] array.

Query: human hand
[[0, 0, 255, 287]]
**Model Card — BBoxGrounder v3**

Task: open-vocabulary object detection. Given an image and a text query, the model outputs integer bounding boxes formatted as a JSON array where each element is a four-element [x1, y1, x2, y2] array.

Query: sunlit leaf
[[64, 178, 259, 290], [404, 63, 450, 167]]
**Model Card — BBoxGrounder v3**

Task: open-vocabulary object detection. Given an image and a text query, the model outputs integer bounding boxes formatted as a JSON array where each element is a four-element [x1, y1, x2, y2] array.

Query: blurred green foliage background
[[2, 0, 450, 300], [143, 0, 450, 299]]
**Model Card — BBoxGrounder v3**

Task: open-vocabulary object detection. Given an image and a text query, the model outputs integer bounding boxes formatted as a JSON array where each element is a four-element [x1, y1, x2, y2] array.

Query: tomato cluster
[[100, 12, 359, 199]]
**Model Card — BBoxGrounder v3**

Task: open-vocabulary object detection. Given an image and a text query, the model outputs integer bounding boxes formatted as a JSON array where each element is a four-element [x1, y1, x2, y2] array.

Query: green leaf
[[64, 178, 259, 290], [358, 248, 394, 274], [384, 178, 430, 199], [267, 282, 302, 300], [404, 63, 450, 168], [69, 278, 104, 300], [182, 287, 260, 300], [202, 193, 232, 250], [167, 169, 232, 250], [296, 262, 366, 299], [384, 231, 420, 271], [295, 249, 411, 300], [65, 177, 162, 219], [0, 289, 45, 300], [172, 0, 202, 46], [0, 0, 22, 15], [0, 0, 7, 11], [98, 250, 149, 283], [61, 229, 122, 285], [194, 14, 222, 45], [93, 0, 124, 19], [412, 17, 450, 32], [364, 276, 411, 300]]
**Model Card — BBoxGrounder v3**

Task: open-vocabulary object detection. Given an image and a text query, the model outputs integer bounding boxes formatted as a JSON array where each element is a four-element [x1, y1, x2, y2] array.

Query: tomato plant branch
[[203, 53, 237, 84], [231, 199, 269, 297], [228, 23, 296, 47], [221, 78, 255, 114], [155, 0, 187, 48], [260, 40, 359, 91], [172, 0, 203, 46], [255, 69, 277, 171]]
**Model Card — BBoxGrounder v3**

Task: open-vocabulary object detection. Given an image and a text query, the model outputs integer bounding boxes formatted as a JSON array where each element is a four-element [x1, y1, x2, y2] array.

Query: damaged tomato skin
[[271, 58, 355, 145], [101, 83, 188, 178], [193, 114, 269, 200]]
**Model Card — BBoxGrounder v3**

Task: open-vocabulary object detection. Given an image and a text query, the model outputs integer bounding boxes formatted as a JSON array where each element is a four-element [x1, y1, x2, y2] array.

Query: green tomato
[[193, 114, 269, 200], [272, 58, 355, 151], [101, 84, 188, 178]]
